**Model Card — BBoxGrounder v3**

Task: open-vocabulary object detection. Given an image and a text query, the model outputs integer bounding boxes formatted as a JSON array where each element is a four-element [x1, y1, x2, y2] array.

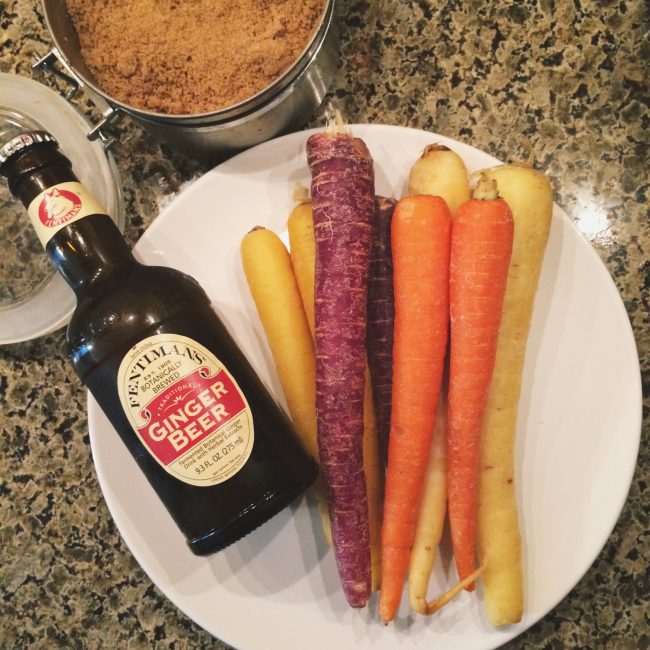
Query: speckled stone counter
[[1, 0, 647, 648]]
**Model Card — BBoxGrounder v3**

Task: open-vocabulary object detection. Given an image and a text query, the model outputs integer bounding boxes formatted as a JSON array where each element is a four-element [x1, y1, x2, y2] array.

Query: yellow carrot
[[407, 144, 471, 215], [241, 227, 317, 456], [408, 389, 447, 613], [287, 202, 317, 333], [477, 164, 553, 626], [240, 226, 331, 543]]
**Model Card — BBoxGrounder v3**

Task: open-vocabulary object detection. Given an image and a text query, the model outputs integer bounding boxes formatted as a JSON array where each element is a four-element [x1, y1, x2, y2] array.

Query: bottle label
[[27, 181, 106, 246], [117, 334, 255, 487]]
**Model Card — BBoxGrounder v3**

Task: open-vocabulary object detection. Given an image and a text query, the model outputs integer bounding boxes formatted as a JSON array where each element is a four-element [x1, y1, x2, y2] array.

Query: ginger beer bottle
[[0, 131, 317, 554]]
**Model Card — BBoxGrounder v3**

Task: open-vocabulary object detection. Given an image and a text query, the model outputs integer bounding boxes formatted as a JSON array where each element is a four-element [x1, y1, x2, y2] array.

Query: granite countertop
[[1, 0, 647, 648]]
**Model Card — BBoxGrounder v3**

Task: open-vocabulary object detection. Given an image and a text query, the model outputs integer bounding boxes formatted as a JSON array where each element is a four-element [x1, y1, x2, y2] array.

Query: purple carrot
[[307, 130, 375, 608], [366, 196, 397, 468]]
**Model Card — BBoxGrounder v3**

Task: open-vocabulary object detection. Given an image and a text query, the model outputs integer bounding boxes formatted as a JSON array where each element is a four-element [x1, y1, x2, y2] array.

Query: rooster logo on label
[[38, 187, 82, 228]]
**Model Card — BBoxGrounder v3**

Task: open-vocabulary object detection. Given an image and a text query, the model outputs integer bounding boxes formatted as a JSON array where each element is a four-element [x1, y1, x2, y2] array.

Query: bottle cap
[[0, 130, 58, 167]]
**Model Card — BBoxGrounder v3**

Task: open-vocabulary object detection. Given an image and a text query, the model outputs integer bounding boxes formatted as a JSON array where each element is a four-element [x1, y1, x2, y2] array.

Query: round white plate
[[88, 125, 642, 649]]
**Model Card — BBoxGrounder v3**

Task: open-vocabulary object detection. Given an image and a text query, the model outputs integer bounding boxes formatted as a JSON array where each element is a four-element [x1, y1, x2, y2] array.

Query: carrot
[[241, 224, 335, 549], [477, 165, 553, 626], [408, 380, 488, 616], [307, 127, 375, 608], [408, 386, 448, 614], [284, 203, 333, 545], [407, 144, 471, 215], [362, 363, 383, 592], [447, 176, 514, 589], [366, 196, 397, 468], [240, 227, 317, 459], [288, 200, 383, 591], [288, 202, 318, 334], [379, 195, 452, 624]]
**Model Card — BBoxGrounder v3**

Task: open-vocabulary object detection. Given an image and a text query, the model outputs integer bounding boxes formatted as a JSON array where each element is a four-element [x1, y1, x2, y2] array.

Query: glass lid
[[0, 72, 124, 345], [0, 109, 54, 309]]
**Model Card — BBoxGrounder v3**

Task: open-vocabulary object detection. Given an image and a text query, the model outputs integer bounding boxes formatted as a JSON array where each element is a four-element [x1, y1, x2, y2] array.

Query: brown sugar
[[65, 0, 326, 115]]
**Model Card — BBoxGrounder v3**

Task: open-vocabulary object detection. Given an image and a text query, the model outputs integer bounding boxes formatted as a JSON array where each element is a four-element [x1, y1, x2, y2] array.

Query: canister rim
[[42, 0, 336, 122]]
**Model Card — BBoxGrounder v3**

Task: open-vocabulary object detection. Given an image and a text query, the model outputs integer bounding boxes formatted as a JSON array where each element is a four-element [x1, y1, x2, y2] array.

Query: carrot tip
[[292, 183, 310, 204], [473, 174, 499, 201], [422, 143, 451, 155], [379, 602, 396, 625], [325, 108, 349, 135]]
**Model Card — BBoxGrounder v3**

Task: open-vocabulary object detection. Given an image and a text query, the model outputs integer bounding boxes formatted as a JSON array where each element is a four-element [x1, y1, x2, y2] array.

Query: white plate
[[88, 125, 642, 649]]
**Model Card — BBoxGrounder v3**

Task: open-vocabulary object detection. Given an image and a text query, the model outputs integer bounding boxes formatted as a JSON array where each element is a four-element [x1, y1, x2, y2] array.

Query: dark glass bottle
[[0, 131, 317, 555]]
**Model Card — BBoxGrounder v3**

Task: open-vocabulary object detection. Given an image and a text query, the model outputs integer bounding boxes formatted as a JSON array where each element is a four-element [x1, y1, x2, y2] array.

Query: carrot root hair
[[421, 564, 486, 616]]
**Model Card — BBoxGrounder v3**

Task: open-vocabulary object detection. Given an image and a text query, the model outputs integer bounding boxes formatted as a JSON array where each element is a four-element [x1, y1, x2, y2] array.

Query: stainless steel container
[[39, 0, 339, 156]]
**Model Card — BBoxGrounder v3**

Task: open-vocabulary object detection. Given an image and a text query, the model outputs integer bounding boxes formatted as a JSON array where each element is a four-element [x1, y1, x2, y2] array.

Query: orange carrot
[[447, 177, 514, 589], [379, 195, 452, 624]]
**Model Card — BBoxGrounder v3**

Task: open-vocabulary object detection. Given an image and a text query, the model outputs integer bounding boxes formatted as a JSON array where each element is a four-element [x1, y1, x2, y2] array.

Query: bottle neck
[[46, 215, 138, 294], [10, 143, 138, 296]]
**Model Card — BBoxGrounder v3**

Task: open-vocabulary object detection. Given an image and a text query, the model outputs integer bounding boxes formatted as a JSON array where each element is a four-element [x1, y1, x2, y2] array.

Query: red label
[[137, 367, 247, 465], [38, 187, 82, 227], [27, 181, 108, 247], [117, 334, 255, 486]]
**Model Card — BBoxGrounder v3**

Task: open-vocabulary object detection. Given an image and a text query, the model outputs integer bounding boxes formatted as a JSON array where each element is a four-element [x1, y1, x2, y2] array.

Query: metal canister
[[38, 0, 339, 156]]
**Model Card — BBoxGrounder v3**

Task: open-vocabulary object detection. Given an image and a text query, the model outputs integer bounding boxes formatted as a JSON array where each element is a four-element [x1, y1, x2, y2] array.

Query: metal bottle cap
[[0, 130, 58, 165]]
